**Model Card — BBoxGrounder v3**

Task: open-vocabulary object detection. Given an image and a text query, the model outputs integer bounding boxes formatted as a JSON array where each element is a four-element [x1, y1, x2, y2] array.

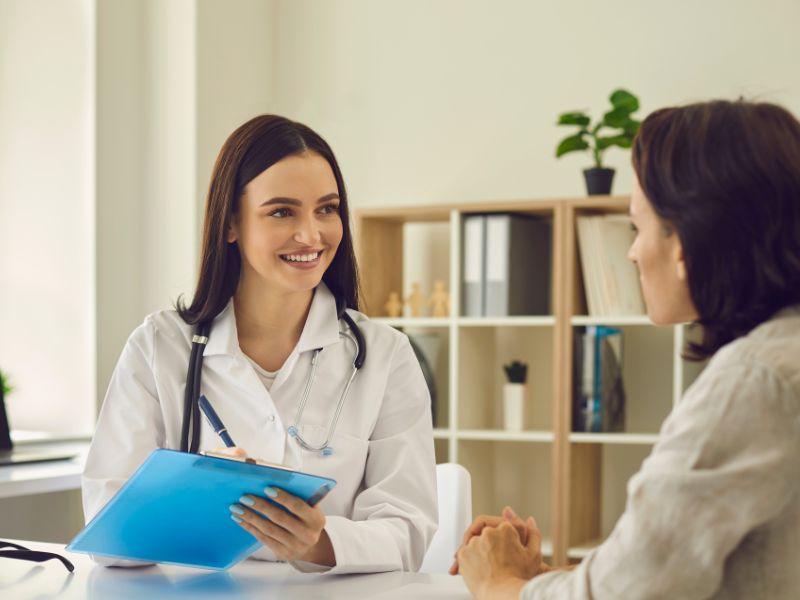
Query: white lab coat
[[82, 283, 438, 574]]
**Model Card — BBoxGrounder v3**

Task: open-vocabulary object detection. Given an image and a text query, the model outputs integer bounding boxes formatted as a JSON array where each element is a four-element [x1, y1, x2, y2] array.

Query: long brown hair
[[632, 100, 800, 359], [177, 115, 360, 325]]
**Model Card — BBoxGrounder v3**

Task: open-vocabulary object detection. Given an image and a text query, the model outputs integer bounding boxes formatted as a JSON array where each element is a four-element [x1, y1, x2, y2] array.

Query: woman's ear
[[673, 238, 687, 281], [226, 220, 238, 244]]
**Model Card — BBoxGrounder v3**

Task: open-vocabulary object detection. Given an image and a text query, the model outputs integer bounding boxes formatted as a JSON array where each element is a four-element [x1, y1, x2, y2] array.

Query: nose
[[627, 240, 637, 264], [293, 213, 322, 246]]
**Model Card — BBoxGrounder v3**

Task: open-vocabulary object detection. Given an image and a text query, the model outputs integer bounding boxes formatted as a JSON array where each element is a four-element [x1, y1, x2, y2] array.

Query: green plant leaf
[[557, 112, 591, 127], [596, 134, 633, 150], [556, 133, 590, 157], [602, 107, 634, 128], [623, 119, 641, 136], [609, 89, 639, 113]]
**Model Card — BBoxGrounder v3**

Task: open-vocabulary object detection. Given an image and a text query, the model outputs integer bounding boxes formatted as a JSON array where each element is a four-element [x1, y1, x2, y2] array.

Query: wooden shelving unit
[[354, 196, 705, 566]]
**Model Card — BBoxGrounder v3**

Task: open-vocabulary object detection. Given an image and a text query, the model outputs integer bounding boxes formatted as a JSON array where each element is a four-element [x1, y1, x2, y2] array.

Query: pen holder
[[503, 383, 525, 432]]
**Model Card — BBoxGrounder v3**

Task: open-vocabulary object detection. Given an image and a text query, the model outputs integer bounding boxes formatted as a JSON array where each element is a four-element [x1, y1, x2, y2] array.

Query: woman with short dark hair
[[454, 99, 800, 599]]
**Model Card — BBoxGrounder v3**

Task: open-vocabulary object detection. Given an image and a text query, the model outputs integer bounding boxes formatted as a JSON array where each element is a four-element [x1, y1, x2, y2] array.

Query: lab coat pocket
[[295, 425, 368, 518]]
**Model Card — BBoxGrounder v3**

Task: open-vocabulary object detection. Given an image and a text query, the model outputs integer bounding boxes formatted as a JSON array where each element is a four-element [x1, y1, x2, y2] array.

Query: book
[[576, 215, 645, 315], [67, 449, 336, 570], [572, 326, 626, 433]]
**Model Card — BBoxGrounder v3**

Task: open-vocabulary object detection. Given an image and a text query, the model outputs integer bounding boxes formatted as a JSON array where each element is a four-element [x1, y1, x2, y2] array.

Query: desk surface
[[0, 440, 89, 499], [0, 540, 472, 600]]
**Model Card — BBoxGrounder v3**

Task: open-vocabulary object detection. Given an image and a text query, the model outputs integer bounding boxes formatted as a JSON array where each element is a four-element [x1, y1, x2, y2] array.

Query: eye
[[268, 207, 293, 218], [319, 203, 340, 215]]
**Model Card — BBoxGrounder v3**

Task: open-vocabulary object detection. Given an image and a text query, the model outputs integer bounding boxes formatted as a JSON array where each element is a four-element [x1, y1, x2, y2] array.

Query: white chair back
[[419, 462, 472, 574]]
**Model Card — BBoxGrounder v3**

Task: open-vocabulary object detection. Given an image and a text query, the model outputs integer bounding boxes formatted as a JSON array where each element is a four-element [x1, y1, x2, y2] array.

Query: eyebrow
[[259, 193, 339, 207]]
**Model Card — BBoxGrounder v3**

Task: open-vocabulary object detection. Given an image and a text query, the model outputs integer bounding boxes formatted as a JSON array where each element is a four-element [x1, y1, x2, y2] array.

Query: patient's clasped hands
[[451, 506, 550, 600], [215, 447, 336, 567]]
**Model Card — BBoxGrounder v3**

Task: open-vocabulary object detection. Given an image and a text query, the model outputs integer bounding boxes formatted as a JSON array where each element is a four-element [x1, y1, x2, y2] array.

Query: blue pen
[[198, 395, 236, 447]]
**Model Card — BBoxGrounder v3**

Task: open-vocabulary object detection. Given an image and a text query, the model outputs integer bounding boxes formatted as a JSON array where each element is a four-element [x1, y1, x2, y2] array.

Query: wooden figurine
[[384, 291, 403, 317], [429, 280, 450, 317], [405, 282, 425, 317]]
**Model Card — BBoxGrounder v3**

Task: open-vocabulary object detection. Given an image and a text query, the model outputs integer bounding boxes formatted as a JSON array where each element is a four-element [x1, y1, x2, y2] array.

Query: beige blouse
[[523, 306, 800, 599]]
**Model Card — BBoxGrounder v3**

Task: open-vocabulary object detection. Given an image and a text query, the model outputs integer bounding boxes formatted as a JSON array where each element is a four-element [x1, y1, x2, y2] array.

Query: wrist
[[479, 576, 529, 600], [300, 530, 336, 567]]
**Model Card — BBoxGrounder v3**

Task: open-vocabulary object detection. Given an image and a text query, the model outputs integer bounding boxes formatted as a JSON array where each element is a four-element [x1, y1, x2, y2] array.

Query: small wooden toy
[[384, 291, 403, 317], [428, 280, 450, 317], [405, 282, 425, 317]]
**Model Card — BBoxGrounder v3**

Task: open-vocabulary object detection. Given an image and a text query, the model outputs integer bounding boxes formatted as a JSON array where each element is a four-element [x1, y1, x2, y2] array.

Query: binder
[[461, 215, 486, 316], [67, 449, 336, 570], [573, 326, 626, 432], [484, 214, 552, 316]]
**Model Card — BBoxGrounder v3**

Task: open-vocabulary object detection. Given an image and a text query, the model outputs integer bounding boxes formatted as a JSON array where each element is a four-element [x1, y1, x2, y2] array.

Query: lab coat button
[[267, 414, 276, 422]]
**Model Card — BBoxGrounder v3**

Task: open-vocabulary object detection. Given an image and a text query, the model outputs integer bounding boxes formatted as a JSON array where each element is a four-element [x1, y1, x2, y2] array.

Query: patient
[[453, 99, 800, 599]]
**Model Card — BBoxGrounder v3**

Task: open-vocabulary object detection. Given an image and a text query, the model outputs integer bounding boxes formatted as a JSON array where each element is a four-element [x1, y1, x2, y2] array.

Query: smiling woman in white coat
[[83, 115, 438, 574]]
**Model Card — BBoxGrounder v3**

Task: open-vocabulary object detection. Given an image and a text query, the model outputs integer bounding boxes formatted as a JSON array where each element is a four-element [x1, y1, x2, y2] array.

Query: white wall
[[268, 0, 800, 207], [0, 0, 96, 436]]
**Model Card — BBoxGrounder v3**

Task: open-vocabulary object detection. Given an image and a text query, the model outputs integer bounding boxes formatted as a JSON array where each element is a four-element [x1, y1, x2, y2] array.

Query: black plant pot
[[583, 167, 615, 196]]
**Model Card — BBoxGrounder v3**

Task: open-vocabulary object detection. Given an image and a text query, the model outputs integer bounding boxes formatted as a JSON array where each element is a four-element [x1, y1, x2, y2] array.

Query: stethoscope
[[180, 297, 367, 456]]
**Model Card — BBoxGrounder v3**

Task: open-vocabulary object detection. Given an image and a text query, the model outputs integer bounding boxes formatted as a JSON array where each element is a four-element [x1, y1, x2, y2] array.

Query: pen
[[198, 395, 236, 447]]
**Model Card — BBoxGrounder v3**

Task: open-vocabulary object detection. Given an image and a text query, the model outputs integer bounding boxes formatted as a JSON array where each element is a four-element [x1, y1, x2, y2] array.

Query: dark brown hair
[[632, 99, 800, 359], [177, 115, 360, 325]]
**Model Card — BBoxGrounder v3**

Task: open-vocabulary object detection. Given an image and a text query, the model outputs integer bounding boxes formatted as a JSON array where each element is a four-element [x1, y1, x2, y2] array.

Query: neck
[[233, 277, 315, 346]]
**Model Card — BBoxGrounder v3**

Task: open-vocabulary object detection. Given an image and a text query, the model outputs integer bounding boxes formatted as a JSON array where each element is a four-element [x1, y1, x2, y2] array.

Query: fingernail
[[264, 487, 278, 498], [239, 496, 255, 506], [229, 504, 245, 515], [508, 507, 518, 519], [231, 515, 242, 524]]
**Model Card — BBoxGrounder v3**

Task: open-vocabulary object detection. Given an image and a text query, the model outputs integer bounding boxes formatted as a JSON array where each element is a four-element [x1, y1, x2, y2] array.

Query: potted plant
[[0, 369, 13, 450], [555, 89, 641, 195]]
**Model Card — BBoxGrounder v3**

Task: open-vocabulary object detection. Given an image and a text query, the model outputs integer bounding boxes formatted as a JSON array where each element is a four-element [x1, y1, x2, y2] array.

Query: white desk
[[0, 540, 472, 599], [0, 440, 89, 499]]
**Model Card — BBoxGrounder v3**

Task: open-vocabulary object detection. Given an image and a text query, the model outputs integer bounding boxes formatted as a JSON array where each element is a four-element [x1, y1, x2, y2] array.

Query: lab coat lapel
[[271, 283, 341, 393]]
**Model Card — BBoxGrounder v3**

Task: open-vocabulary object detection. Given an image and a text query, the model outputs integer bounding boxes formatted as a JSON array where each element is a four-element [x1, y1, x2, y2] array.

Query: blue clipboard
[[68, 448, 336, 570]]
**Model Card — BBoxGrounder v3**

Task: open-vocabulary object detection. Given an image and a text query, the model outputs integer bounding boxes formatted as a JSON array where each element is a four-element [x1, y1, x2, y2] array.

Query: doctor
[[83, 115, 438, 574]]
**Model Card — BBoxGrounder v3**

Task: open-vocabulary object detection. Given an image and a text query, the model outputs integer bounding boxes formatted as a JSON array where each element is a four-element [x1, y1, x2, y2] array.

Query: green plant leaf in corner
[[0, 369, 11, 397], [556, 133, 590, 157], [557, 112, 591, 127], [609, 89, 639, 113]]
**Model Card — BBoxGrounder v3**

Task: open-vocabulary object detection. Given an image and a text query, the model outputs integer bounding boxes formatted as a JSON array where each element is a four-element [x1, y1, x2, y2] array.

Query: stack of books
[[576, 215, 645, 316], [461, 213, 552, 317]]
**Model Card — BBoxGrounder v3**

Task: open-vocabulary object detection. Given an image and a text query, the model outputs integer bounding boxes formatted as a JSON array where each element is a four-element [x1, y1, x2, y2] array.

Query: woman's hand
[[450, 506, 531, 575], [230, 486, 335, 567], [457, 516, 544, 600]]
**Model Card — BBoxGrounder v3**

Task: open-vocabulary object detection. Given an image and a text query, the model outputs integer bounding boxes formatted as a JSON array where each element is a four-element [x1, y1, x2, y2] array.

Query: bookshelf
[[355, 196, 706, 566]]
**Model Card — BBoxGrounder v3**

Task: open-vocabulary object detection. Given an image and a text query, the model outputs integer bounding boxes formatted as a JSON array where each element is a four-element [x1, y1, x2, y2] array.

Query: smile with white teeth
[[281, 251, 321, 263]]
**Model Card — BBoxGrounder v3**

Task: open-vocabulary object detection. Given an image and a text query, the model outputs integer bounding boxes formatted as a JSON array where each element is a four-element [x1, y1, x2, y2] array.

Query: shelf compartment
[[458, 440, 553, 542], [571, 324, 674, 435], [459, 326, 554, 431]]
